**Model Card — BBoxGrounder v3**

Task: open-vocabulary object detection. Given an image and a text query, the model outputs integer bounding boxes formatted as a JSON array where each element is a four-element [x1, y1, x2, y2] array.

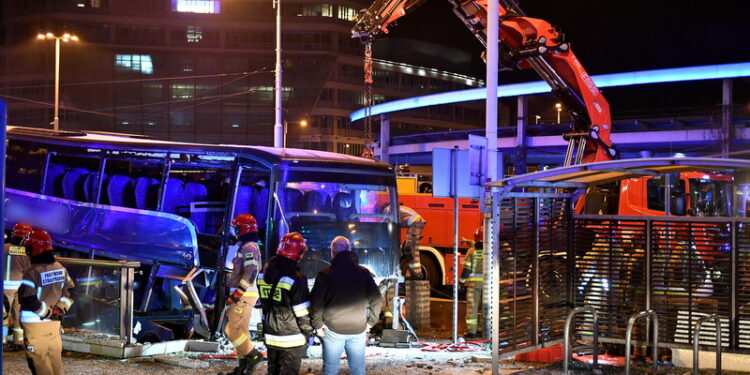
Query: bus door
[[225, 165, 271, 267]]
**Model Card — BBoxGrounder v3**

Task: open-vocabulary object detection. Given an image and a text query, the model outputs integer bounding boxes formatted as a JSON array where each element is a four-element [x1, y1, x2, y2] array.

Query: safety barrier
[[625, 310, 659, 375], [692, 314, 722, 375], [563, 305, 599, 374]]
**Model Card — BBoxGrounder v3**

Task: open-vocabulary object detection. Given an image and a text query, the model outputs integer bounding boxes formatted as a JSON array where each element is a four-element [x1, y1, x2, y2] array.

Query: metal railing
[[692, 314, 722, 375], [625, 310, 659, 375], [563, 305, 599, 375]]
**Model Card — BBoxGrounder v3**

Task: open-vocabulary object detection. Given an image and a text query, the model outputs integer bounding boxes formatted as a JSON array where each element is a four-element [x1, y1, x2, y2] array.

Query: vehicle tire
[[419, 253, 442, 294]]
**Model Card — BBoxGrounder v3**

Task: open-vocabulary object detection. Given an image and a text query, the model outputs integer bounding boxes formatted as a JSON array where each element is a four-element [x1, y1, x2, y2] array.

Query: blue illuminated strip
[[350, 62, 750, 121]]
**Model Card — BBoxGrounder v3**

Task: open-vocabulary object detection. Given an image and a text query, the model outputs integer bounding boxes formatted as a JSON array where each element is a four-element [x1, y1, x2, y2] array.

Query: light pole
[[555, 103, 562, 124], [37, 32, 79, 131], [535, 115, 541, 124], [273, 0, 284, 147], [283, 119, 307, 148]]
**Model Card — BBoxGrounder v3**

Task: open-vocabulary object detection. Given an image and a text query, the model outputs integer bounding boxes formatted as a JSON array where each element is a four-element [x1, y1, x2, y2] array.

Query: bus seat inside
[[135, 177, 159, 210], [233, 185, 253, 218], [107, 175, 135, 207], [44, 164, 65, 196], [163, 178, 187, 214], [333, 192, 357, 222], [83, 172, 107, 203], [61, 170, 88, 201]]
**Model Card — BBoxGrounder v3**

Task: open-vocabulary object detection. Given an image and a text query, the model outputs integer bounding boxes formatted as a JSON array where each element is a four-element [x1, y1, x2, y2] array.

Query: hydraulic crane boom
[[353, 0, 618, 165]]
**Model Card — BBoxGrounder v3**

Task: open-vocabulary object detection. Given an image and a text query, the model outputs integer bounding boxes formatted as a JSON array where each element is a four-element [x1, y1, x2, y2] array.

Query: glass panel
[[273, 178, 399, 280], [63, 263, 122, 337], [689, 177, 732, 217]]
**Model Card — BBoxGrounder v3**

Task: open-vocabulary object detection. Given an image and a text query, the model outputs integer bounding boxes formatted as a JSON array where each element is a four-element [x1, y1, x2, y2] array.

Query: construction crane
[[352, 0, 618, 165]]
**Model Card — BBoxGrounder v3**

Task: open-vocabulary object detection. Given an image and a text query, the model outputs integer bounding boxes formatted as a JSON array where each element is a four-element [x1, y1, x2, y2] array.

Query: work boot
[[217, 356, 247, 375], [242, 348, 264, 374]]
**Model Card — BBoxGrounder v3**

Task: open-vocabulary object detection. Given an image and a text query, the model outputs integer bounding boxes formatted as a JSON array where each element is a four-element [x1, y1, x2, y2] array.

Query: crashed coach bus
[[4, 126, 400, 342]]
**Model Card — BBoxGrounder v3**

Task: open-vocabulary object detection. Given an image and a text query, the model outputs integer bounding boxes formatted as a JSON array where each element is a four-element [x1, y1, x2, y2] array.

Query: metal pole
[[0, 102, 7, 351], [721, 79, 733, 158], [486, 0, 499, 371], [380, 114, 390, 163], [273, 0, 284, 148], [452, 146, 459, 343], [564, 306, 599, 375], [53, 37, 60, 131], [283, 121, 287, 148], [693, 314, 722, 375]]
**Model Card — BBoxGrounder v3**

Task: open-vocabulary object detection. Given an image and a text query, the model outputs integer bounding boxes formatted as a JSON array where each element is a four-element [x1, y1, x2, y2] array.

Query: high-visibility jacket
[[258, 255, 313, 348], [3, 242, 30, 291], [18, 254, 75, 323], [227, 240, 262, 297], [459, 243, 484, 284]]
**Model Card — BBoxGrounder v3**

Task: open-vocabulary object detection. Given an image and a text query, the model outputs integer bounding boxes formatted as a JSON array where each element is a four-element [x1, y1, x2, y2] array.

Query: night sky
[[387, 0, 750, 80]]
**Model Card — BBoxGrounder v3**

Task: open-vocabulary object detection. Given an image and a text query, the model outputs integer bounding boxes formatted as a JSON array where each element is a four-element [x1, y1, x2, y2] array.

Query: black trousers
[[267, 345, 306, 375]]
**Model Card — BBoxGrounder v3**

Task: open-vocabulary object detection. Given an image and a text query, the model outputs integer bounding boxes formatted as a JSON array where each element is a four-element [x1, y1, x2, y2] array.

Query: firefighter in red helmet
[[459, 226, 485, 339], [257, 232, 313, 375], [220, 214, 264, 375], [3, 223, 32, 350], [18, 229, 74, 375]]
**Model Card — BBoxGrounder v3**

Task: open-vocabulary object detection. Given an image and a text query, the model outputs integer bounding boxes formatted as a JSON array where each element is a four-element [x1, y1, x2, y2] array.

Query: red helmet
[[231, 214, 258, 236], [12, 223, 33, 244], [28, 229, 53, 257], [474, 226, 484, 242], [277, 232, 308, 261]]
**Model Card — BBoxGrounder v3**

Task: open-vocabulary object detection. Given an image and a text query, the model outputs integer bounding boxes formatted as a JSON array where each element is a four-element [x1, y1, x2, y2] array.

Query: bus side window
[[47, 154, 101, 201], [103, 159, 163, 208], [7, 140, 46, 193]]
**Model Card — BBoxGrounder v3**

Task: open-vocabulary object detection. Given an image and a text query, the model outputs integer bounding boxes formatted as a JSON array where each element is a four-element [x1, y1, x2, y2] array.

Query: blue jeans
[[321, 329, 366, 375]]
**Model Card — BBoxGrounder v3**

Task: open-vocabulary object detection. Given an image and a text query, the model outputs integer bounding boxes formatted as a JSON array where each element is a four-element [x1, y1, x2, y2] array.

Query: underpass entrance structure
[[483, 157, 750, 374]]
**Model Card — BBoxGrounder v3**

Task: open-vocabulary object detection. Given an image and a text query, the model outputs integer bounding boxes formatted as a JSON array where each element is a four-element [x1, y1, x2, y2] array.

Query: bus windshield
[[689, 178, 731, 217], [274, 179, 399, 280]]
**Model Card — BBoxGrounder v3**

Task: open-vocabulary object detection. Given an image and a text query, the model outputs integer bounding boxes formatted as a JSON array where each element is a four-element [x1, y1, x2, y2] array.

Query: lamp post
[[273, 0, 284, 147], [535, 115, 541, 124], [37, 32, 79, 131], [555, 103, 562, 124], [283, 119, 308, 148]]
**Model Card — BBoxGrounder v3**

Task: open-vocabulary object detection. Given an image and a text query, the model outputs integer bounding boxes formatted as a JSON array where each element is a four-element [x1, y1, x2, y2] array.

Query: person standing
[[383, 203, 425, 279], [310, 236, 382, 375], [257, 232, 313, 375], [3, 223, 32, 350], [18, 229, 74, 375], [459, 227, 485, 339], [221, 214, 264, 375]]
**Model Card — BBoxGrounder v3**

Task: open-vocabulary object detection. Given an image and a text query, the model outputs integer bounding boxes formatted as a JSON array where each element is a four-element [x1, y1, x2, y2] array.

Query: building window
[[187, 26, 203, 43], [172, 0, 221, 14], [115, 54, 154, 74], [300, 4, 332, 17], [337, 6, 357, 20]]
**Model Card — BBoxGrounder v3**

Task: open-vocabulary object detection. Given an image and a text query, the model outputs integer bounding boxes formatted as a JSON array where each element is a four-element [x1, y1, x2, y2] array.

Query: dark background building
[[0, 0, 484, 154]]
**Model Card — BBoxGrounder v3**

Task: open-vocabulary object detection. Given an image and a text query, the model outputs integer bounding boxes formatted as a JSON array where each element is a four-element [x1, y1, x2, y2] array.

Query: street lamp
[[555, 103, 562, 124], [37, 32, 79, 131], [535, 115, 541, 124], [273, 0, 284, 147], [283, 119, 308, 148]]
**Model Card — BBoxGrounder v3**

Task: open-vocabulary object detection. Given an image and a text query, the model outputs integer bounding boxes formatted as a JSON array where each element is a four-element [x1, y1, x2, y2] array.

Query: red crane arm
[[352, 0, 618, 164]]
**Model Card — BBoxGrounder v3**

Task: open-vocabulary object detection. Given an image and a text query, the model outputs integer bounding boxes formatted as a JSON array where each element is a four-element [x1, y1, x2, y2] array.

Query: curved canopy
[[490, 157, 750, 188]]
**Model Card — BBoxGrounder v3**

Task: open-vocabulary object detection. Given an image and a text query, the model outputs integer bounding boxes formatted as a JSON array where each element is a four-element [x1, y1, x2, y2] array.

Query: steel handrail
[[692, 314, 722, 375], [563, 305, 599, 374], [625, 310, 659, 375]]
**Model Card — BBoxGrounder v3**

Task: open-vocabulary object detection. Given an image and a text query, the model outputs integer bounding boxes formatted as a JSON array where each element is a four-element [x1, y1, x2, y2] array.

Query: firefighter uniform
[[18, 230, 74, 375], [4, 241, 30, 346], [385, 204, 425, 279], [459, 239, 484, 337], [225, 240, 261, 355], [257, 232, 312, 375]]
